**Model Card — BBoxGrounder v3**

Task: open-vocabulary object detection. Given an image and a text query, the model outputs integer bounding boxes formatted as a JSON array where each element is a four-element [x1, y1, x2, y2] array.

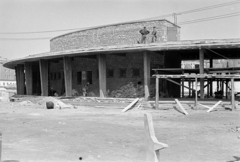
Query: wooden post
[[209, 58, 213, 96], [0, 132, 2, 162], [231, 78, 235, 110], [221, 80, 224, 98], [207, 80, 209, 98], [39, 59, 48, 96], [181, 78, 184, 98], [199, 48, 204, 99], [192, 80, 194, 97], [188, 79, 191, 97], [195, 77, 198, 109], [63, 57, 72, 97], [175, 99, 188, 115], [15, 64, 25, 95], [143, 52, 150, 99], [98, 54, 107, 98], [25, 62, 33, 95], [155, 77, 159, 109], [144, 113, 168, 162], [225, 80, 229, 99]]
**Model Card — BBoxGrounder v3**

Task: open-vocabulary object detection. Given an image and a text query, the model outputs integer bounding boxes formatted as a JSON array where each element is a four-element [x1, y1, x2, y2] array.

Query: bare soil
[[0, 101, 239, 162]]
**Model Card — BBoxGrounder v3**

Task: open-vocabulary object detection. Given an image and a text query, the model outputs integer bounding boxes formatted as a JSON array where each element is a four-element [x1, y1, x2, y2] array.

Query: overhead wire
[[0, 0, 240, 40], [178, 12, 240, 25], [0, 0, 239, 35]]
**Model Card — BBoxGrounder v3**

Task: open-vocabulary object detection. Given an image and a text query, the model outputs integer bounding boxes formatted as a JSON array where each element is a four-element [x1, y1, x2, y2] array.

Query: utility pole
[[173, 13, 177, 25]]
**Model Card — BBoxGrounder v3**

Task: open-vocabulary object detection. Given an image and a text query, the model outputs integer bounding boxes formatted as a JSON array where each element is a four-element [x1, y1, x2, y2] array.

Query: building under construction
[[3, 19, 240, 100]]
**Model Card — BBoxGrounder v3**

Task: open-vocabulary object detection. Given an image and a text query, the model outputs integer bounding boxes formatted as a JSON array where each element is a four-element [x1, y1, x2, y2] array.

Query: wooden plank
[[25, 62, 33, 95], [144, 113, 168, 162], [153, 74, 240, 79], [195, 77, 198, 109], [143, 52, 150, 99], [0, 132, 1, 162], [63, 57, 72, 97], [165, 78, 195, 91], [155, 77, 159, 109], [98, 54, 107, 98], [122, 98, 139, 112], [198, 100, 222, 112], [207, 100, 222, 112], [175, 99, 189, 115], [231, 78, 235, 110], [39, 59, 48, 96]]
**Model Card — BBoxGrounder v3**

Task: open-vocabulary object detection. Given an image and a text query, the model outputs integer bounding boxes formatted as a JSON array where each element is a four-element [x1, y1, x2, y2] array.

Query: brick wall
[[50, 20, 180, 52], [49, 52, 164, 97]]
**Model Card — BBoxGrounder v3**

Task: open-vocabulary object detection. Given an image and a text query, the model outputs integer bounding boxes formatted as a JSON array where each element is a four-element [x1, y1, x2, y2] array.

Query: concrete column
[[15, 64, 25, 95], [63, 57, 72, 97], [39, 59, 48, 96], [143, 52, 150, 99], [98, 54, 107, 98], [25, 62, 33, 95], [199, 48, 204, 99]]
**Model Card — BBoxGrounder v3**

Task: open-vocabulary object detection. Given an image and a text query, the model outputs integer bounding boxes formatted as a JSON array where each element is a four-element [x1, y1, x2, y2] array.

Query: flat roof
[[3, 38, 240, 69]]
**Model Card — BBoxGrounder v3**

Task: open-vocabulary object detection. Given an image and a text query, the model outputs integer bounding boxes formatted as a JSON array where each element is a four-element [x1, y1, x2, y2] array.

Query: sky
[[0, 0, 240, 60]]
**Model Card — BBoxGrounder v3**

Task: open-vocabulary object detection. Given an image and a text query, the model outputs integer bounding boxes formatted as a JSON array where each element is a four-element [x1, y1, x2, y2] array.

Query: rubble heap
[[109, 82, 155, 98], [36, 97, 74, 109]]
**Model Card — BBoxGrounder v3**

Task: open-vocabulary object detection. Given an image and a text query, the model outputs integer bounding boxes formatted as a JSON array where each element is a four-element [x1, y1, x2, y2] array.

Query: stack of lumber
[[62, 97, 136, 109]]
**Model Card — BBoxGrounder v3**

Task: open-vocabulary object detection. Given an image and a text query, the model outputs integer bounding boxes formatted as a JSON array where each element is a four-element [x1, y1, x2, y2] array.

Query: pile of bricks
[[109, 82, 145, 98]]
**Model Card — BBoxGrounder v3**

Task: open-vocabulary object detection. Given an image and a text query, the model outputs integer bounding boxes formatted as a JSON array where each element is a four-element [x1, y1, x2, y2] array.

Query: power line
[[178, 12, 240, 25], [0, 37, 52, 40], [0, 0, 239, 35], [177, 0, 240, 15], [1, 12, 240, 41], [0, 28, 81, 35], [132, 0, 240, 21]]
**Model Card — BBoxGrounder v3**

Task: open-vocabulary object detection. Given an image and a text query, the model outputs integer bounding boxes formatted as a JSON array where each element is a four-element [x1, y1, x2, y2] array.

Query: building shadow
[[227, 156, 240, 162]]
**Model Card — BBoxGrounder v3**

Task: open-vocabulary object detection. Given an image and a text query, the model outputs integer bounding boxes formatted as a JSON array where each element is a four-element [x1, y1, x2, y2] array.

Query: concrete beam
[[143, 52, 150, 99], [98, 54, 107, 98], [15, 64, 25, 95], [63, 57, 73, 97], [39, 59, 48, 96], [25, 62, 33, 95]]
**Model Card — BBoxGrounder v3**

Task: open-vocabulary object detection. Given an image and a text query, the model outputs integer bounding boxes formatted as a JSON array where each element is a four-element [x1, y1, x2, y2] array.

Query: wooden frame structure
[[154, 74, 240, 111]]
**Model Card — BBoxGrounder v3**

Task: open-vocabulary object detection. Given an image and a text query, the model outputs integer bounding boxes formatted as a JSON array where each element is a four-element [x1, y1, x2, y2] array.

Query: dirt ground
[[0, 101, 240, 162]]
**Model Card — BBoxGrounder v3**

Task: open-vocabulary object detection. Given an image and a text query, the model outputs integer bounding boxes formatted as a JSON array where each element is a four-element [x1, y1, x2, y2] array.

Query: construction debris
[[19, 100, 34, 106], [109, 82, 155, 98], [36, 97, 74, 109]]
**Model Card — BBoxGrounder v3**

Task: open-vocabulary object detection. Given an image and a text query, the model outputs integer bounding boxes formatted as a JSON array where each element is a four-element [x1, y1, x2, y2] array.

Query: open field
[[0, 101, 239, 162]]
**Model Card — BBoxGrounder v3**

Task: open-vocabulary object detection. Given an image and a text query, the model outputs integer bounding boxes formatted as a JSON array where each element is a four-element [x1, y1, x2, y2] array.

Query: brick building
[[0, 56, 16, 87], [3, 19, 240, 99]]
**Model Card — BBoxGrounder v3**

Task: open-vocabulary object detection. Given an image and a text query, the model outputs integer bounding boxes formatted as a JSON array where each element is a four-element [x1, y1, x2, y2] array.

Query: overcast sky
[[0, 0, 240, 60]]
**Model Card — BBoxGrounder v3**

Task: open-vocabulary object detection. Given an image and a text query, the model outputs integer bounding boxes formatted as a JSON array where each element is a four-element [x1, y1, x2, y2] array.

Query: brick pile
[[109, 82, 155, 98]]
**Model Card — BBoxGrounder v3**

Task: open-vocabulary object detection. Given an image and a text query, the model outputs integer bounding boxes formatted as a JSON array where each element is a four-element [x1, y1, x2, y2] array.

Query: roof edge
[[50, 19, 179, 41]]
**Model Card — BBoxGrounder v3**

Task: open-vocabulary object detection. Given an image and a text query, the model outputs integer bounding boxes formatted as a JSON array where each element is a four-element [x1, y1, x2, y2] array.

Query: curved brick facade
[[50, 20, 180, 52]]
